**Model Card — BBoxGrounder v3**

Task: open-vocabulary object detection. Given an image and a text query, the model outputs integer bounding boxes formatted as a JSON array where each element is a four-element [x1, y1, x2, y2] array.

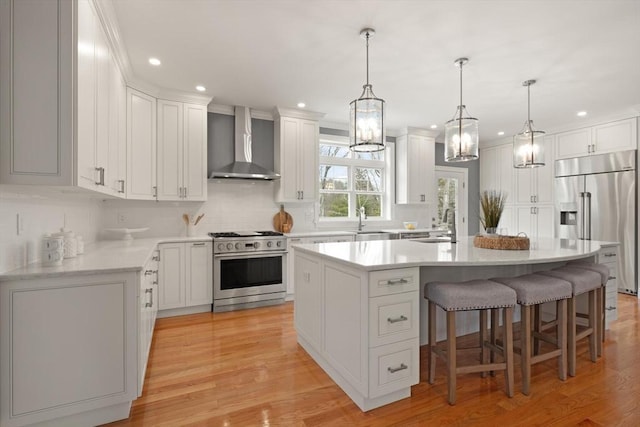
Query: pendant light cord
[[365, 31, 370, 86], [527, 83, 531, 123], [458, 61, 463, 144]]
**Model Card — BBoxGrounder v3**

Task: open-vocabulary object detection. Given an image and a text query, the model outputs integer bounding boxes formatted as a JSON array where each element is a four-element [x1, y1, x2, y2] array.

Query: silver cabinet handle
[[605, 306, 616, 311], [144, 270, 154, 275], [387, 363, 408, 373], [184, 187, 188, 198], [603, 252, 617, 257], [145, 288, 152, 307], [95, 167, 105, 186], [152, 251, 160, 262], [118, 179, 125, 193], [192, 242, 206, 246], [153, 186, 157, 198], [386, 278, 408, 285], [387, 315, 408, 324], [587, 144, 591, 153], [608, 276, 616, 280]]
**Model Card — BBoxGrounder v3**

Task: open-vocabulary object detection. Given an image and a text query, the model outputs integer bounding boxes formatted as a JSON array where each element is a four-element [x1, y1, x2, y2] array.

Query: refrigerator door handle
[[585, 192, 592, 240], [578, 192, 585, 240]]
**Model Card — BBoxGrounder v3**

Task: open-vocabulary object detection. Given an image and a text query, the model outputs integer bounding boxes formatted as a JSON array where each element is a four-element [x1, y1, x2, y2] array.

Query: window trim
[[318, 134, 394, 223]]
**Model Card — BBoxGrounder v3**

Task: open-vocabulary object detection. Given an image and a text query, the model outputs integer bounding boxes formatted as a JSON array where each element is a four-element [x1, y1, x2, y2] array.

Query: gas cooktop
[[209, 231, 283, 238]]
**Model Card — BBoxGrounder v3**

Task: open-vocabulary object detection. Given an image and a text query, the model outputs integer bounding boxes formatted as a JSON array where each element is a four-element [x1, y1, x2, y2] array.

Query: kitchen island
[[292, 237, 602, 411]]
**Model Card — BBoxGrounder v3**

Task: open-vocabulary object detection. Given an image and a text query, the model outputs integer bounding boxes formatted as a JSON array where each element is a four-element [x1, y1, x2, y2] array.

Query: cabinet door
[[0, 0, 73, 185], [185, 242, 213, 306], [533, 136, 555, 204], [108, 56, 125, 196], [515, 206, 534, 237], [157, 100, 183, 201], [479, 146, 497, 193], [76, 0, 97, 189], [593, 118, 637, 154], [127, 88, 157, 200], [94, 23, 112, 195], [408, 135, 427, 203], [556, 128, 590, 159], [116, 64, 127, 196], [534, 205, 554, 238], [497, 144, 514, 198], [299, 120, 318, 201], [158, 243, 185, 309], [514, 168, 534, 204], [498, 205, 516, 236], [294, 253, 323, 349], [183, 103, 208, 201], [276, 117, 301, 202]]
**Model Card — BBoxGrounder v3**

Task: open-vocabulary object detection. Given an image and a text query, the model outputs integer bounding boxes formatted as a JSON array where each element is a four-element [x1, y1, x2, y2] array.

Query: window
[[318, 135, 388, 220]]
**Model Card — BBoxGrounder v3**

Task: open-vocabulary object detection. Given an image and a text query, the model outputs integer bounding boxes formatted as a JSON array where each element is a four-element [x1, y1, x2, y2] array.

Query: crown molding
[[397, 127, 439, 139], [207, 104, 273, 120], [273, 107, 326, 121]]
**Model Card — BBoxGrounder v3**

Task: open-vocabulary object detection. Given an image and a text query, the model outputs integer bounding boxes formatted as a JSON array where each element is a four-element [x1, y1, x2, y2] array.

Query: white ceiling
[[111, 0, 640, 143]]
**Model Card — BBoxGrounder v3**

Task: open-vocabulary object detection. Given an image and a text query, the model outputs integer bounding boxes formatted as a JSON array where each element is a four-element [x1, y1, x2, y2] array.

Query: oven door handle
[[214, 251, 287, 260]]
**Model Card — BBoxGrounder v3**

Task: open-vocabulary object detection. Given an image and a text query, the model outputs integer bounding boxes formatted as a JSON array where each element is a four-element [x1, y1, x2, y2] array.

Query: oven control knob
[[218, 243, 225, 251], [226, 243, 234, 250], [276, 241, 282, 247], [254, 241, 261, 249], [267, 241, 272, 248], [235, 243, 242, 250]]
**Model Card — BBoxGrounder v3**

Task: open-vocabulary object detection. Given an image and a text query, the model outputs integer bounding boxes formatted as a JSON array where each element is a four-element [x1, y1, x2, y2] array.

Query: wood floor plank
[[106, 296, 640, 426]]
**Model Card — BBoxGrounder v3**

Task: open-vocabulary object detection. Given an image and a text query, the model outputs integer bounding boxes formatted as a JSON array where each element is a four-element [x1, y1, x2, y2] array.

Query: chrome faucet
[[443, 208, 457, 243], [357, 206, 366, 231]]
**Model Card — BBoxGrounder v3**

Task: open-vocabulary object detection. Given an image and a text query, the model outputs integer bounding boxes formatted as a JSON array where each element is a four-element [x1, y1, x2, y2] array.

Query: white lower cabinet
[[139, 250, 159, 395], [286, 233, 355, 297], [294, 250, 419, 411], [158, 241, 213, 314], [598, 245, 619, 326], [0, 271, 138, 427]]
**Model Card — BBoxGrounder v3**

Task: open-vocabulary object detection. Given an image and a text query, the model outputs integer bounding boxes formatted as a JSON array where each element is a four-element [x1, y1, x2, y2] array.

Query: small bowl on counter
[[403, 221, 418, 230]]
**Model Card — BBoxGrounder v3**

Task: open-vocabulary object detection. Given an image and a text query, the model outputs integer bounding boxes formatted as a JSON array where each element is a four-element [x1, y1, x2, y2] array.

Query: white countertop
[[293, 236, 604, 271], [0, 235, 212, 281]]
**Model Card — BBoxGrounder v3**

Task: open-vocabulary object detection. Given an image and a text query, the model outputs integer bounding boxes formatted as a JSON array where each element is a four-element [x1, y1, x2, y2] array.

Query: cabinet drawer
[[368, 338, 419, 398], [369, 292, 419, 347], [369, 268, 419, 297]]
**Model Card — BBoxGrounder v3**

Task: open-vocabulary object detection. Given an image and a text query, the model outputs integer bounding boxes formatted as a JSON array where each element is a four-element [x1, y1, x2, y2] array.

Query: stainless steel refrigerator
[[555, 150, 637, 295]]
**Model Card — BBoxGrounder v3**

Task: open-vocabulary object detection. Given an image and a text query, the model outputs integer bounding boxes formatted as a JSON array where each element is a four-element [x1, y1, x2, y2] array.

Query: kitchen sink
[[354, 231, 397, 241]]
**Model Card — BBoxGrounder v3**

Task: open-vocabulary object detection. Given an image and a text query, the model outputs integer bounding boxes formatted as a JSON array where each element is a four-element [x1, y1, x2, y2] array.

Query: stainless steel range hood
[[209, 106, 280, 180]]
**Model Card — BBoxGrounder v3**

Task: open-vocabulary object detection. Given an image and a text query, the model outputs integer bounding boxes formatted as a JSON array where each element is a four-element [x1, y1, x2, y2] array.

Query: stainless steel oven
[[210, 231, 287, 312]]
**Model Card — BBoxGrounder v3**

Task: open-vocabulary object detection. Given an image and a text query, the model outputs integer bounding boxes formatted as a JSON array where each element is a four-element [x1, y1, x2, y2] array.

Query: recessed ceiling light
[[577, 111, 587, 117], [148, 57, 161, 66], [498, 131, 505, 136], [195, 85, 206, 92], [297, 102, 306, 108], [430, 124, 437, 129]]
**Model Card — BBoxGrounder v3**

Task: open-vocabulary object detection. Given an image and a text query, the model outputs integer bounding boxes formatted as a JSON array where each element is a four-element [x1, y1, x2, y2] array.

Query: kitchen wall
[[0, 186, 103, 273]]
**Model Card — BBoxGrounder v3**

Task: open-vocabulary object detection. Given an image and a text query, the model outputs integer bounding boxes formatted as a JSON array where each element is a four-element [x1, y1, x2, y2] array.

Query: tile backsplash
[[0, 186, 103, 273]]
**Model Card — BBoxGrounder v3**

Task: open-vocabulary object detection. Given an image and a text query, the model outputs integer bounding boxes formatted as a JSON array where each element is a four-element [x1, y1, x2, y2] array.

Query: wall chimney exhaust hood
[[209, 106, 280, 180]]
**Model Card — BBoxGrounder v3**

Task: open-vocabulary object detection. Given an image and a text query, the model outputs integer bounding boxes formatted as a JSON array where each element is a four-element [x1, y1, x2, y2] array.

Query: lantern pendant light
[[444, 57, 479, 162], [513, 79, 545, 168], [349, 28, 386, 152]]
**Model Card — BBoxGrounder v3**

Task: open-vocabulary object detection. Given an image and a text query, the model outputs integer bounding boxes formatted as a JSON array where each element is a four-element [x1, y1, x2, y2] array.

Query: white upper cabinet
[[479, 143, 513, 198], [395, 129, 436, 205], [556, 118, 637, 159], [127, 88, 157, 200], [157, 101, 207, 201], [0, 0, 126, 196], [274, 108, 324, 203]]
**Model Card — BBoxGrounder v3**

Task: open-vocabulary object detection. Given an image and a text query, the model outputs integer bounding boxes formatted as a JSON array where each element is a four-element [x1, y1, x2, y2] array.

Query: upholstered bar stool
[[425, 280, 517, 405], [567, 261, 610, 356], [489, 274, 572, 395], [538, 267, 601, 376]]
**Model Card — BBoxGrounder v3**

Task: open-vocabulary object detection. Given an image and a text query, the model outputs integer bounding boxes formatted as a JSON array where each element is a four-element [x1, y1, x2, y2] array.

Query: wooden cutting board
[[273, 205, 293, 233]]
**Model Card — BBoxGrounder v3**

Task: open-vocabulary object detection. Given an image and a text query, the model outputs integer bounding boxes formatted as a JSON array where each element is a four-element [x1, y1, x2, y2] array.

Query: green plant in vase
[[480, 190, 507, 234]]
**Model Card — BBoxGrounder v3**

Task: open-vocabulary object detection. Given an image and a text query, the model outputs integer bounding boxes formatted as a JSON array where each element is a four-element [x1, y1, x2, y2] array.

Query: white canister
[[54, 228, 78, 259]]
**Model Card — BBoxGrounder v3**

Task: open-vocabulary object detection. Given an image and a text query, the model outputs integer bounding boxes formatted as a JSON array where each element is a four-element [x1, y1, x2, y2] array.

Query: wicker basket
[[473, 233, 530, 250]]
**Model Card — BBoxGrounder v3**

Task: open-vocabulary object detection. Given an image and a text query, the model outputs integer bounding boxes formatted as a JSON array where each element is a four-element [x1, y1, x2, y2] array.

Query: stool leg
[[557, 299, 567, 381], [503, 307, 515, 398], [588, 289, 597, 363], [480, 309, 488, 378], [428, 301, 437, 384], [521, 304, 532, 395], [533, 304, 542, 355], [597, 286, 604, 357], [446, 311, 457, 405], [568, 296, 577, 377], [490, 308, 499, 376]]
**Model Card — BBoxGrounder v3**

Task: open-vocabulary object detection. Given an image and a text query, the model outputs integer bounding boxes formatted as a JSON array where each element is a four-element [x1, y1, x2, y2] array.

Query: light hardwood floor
[[107, 295, 640, 426]]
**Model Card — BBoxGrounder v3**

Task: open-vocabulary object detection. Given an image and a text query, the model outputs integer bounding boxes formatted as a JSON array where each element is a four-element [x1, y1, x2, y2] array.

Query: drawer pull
[[192, 242, 206, 246], [387, 363, 408, 373], [144, 270, 154, 276], [603, 253, 617, 257], [609, 276, 616, 280], [387, 315, 408, 324], [605, 306, 616, 311], [386, 278, 408, 286]]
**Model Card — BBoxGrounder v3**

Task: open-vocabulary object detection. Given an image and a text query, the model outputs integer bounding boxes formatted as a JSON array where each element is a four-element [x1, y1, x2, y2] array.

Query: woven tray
[[473, 234, 530, 250]]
